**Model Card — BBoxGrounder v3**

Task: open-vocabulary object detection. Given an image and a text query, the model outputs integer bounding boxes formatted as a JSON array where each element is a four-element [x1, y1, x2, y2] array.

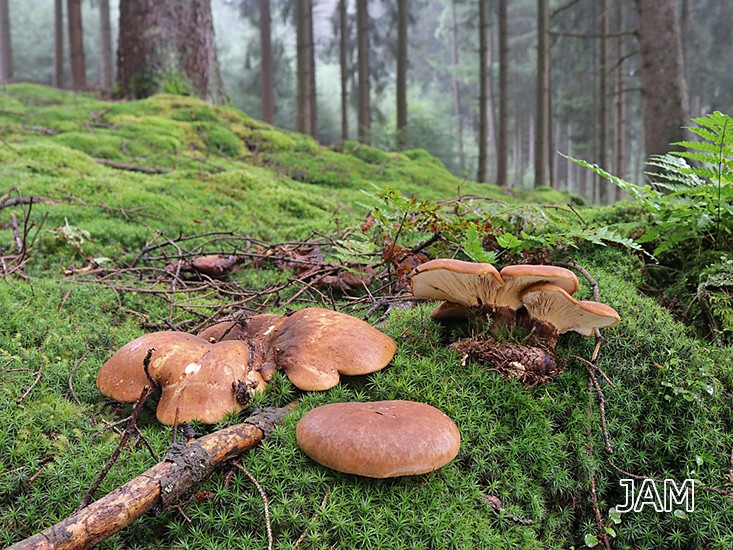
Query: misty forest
[[2, 0, 733, 549]]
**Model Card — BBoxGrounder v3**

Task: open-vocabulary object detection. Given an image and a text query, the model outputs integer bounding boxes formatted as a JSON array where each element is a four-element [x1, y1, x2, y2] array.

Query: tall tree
[[53, 0, 64, 87], [118, 0, 226, 101], [496, 0, 508, 187], [449, 0, 464, 172], [339, 0, 349, 141], [598, 0, 609, 203], [356, 0, 370, 143], [67, 0, 86, 90], [396, 0, 408, 149], [259, 0, 274, 123], [0, 0, 12, 83], [99, 0, 113, 89], [295, 0, 316, 136], [613, 0, 628, 198], [534, 0, 550, 187], [636, 0, 688, 161], [477, 0, 489, 183]]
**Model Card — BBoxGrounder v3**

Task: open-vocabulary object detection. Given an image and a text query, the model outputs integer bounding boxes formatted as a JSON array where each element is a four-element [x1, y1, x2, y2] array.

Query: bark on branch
[[8, 403, 297, 550]]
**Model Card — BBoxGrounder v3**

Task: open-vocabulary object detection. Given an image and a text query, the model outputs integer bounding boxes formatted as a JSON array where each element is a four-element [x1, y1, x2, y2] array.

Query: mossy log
[[7, 404, 296, 550]]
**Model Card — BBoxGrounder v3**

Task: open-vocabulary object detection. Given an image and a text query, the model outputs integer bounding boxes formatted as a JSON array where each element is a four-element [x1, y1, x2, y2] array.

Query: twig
[[590, 474, 612, 550], [294, 486, 331, 548], [588, 367, 613, 454], [94, 158, 169, 174], [10, 212, 23, 253], [559, 260, 600, 301], [17, 366, 43, 404], [235, 463, 273, 550], [76, 386, 152, 512]]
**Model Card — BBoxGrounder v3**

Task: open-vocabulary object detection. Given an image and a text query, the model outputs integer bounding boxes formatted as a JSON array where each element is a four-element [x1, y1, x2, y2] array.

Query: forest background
[[3, 0, 730, 203]]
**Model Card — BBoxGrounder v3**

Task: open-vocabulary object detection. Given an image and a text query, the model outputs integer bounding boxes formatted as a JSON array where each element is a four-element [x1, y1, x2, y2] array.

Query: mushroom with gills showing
[[296, 400, 461, 478], [520, 283, 621, 349], [270, 308, 397, 391]]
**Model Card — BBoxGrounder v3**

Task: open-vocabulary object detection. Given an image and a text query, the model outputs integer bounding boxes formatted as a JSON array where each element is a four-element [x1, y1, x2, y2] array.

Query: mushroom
[[520, 283, 621, 348], [410, 258, 505, 310], [197, 314, 283, 344], [296, 400, 461, 478], [271, 308, 397, 391], [96, 331, 209, 403], [96, 332, 266, 425], [154, 340, 266, 425], [498, 265, 579, 310]]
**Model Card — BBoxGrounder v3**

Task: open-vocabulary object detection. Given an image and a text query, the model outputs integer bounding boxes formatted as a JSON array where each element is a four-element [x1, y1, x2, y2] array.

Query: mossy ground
[[1, 85, 733, 549]]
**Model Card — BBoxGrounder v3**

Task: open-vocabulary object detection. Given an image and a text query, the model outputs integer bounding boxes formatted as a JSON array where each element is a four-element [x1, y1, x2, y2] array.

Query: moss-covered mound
[[1, 85, 732, 549]]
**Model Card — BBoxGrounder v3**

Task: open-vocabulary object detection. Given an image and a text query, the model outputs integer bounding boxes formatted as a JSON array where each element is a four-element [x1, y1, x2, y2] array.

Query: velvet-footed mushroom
[[271, 308, 397, 391], [296, 400, 461, 478], [520, 283, 620, 348], [97, 332, 266, 425], [96, 331, 209, 403], [410, 259, 504, 311]]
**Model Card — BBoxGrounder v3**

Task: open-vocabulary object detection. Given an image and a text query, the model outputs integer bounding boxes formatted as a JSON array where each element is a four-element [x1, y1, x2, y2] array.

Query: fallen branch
[[7, 403, 297, 550]]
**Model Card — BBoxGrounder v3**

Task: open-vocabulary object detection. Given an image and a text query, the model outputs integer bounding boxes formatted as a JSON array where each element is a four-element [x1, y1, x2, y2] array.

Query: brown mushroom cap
[[272, 308, 397, 391], [410, 259, 505, 308], [197, 314, 284, 343], [155, 340, 265, 425], [429, 300, 473, 321], [96, 331, 209, 403], [498, 265, 580, 310], [520, 283, 620, 336], [296, 400, 461, 478]]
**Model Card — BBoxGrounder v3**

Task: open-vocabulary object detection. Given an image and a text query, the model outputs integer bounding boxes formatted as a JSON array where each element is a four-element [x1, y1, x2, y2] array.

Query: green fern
[[567, 111, 733, 258]]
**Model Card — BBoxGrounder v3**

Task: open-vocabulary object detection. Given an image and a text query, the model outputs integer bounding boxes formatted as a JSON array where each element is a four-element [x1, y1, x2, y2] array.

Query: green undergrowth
[[2, 85, 733, 548]]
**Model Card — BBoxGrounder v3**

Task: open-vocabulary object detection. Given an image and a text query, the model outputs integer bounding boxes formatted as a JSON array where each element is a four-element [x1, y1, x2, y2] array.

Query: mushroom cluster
[[409, 259, 620, 383], [96, 307, 397, 425]]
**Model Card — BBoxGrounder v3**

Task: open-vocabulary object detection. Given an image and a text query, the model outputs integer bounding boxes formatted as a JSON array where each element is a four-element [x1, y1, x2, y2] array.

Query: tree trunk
[[295, 0, 316, 136], [449, 0, 465, 173], [0, 0, 12, 83], [613, 0, 627, 200], [99, 0, 113, 90], [396, 0, 408, 149], [496, 0, 508, 187], [67, 0, 86, 90], [53, 0, 64, 87], [339, 0, 349, 141], [534, 0, 550, 187], [259, 0, 274, 123], [636, 0, 688, 161], [598, 0, 609, 203], [477, 0, 489, 183], [356, 0, 370, 143], [6, 405, 295, 550], [117, 0, 226, 102]]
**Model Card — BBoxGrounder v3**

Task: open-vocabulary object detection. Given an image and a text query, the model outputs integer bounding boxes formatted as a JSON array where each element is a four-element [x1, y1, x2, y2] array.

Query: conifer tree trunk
[[0, 0, 12, 83], [598, 0, 609, 203], [53, 0, 64, 87], [636, 0, 688, 160], [356, 0, 370, 143], [449, 0, 464, 172], [99, 0, 113, 90], [396, 0, 408, 149], [117, 0, 226, 102], [67, 0, 86, 90], [534, 0, 550, 187], [614, 0, 627, 197], [496, 0, 508, 187], [477, 0, 489, 183], [295, 0, 316, 137], [260, 0, 274, 123], [339, 0, 349, 140]]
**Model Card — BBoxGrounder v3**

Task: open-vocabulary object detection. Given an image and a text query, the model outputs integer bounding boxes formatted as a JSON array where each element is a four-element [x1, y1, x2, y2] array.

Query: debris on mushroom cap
[[520, 283, 620, 336], [498, 265, 580, 310], [409, 259, 505, 308], [271, 308, 397, 391], [296, 400, 461, 478], [155, 340, 266, 425], [197, 314, 284, 343], [96, 331, 209, 403]]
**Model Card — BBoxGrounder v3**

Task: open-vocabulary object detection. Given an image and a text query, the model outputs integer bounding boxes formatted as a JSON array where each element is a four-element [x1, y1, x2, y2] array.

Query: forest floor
[[1, 84, 733, 549]]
